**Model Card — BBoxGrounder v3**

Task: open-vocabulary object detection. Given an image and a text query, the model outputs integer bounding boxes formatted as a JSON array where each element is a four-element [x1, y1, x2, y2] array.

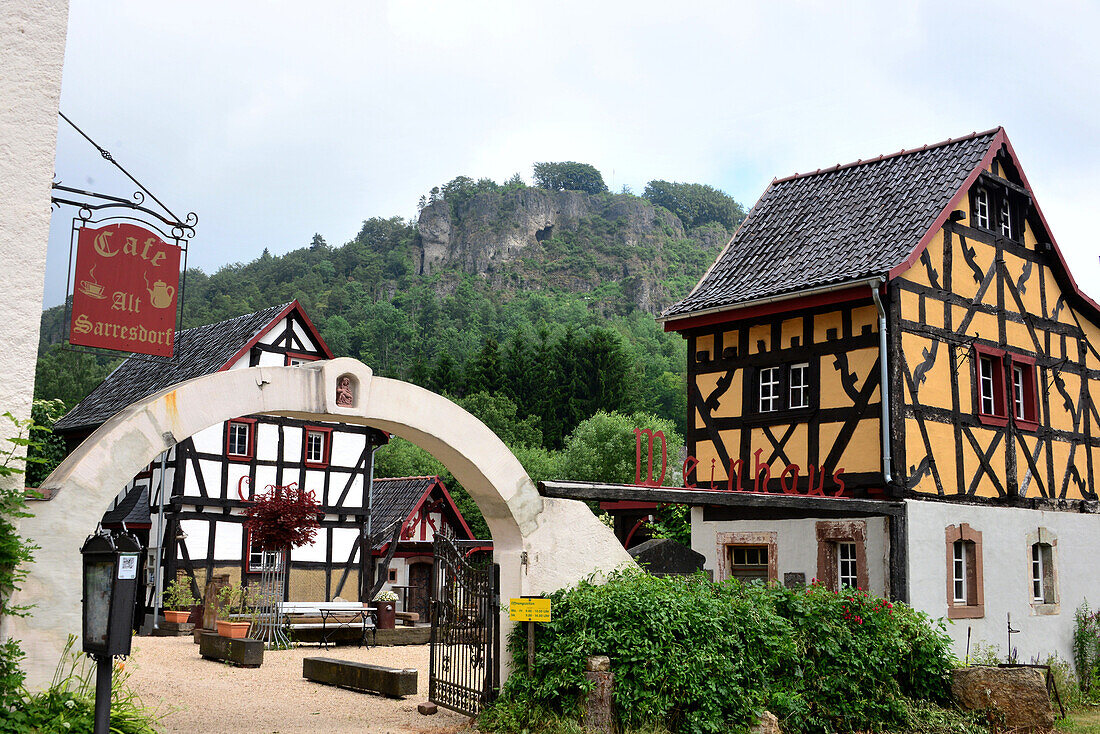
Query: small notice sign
[[509, 597, 551, 622], [117, 553, 139, 580]]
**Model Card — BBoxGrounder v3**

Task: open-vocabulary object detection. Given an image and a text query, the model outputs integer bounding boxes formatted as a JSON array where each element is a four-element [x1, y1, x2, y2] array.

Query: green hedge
[[481, 570, 958, 734]]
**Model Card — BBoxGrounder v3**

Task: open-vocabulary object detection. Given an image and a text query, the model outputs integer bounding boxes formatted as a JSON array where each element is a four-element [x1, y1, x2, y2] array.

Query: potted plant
[[163, 577, 196, 624], [373, 590, 398, 630], [215, 583, 252, 639]]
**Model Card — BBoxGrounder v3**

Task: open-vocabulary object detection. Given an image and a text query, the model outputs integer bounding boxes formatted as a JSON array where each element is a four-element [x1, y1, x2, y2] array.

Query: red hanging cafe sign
[[69, 222, 181, 357]]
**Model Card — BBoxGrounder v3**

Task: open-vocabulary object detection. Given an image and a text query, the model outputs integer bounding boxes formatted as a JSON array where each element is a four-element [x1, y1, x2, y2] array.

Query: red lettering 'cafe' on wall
[[70, 222, 181, 357]]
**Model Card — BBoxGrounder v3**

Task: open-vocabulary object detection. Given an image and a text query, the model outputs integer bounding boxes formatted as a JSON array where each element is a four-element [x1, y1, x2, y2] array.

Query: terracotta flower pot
[[164, 610, 191, 624], [216, 620, 251, 639], [376, 600, 396, 630]]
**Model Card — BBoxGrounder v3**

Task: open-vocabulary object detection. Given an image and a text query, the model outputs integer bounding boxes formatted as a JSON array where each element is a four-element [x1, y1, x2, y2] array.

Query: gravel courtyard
[[124, 636, 472, 734]]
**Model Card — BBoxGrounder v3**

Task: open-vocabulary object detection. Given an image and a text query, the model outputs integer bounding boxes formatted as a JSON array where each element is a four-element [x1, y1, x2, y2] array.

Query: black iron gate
[[429, 534, 499, 716]]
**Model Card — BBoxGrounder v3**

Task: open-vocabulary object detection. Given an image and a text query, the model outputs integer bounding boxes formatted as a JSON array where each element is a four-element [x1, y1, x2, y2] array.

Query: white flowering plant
[[373, 590, 398, 603]]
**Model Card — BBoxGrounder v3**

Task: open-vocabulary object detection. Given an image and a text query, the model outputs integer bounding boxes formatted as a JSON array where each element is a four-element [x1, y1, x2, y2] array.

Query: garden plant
[[480, 570, 979, 734]]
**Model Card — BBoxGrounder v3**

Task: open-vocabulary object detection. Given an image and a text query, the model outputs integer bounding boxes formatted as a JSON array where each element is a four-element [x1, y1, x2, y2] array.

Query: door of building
[[407, 562, 432, 620]]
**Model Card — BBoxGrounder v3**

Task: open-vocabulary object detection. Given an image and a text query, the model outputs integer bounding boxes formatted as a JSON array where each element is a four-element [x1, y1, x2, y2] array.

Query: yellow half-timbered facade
[[661, 128, 1100, 660]]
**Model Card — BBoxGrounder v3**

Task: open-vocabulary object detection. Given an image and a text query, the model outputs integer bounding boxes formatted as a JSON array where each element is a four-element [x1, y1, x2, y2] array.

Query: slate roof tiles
[[55, 302, 293, 432], [662, 130, 999, 320]]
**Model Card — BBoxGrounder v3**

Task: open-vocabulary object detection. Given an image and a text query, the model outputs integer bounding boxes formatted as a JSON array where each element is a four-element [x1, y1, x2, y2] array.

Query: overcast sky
[[45, 0, 1099, 307]]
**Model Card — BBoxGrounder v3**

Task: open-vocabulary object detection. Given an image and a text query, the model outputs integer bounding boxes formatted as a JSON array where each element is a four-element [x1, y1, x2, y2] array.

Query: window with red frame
[[1010, 358, 1039, 428], [226, 419, 255, 460], [285, 352, 319, 366], [974, 346, 1039, 429], [975, 349, 1006, 422], [303, 426, 332, 468]]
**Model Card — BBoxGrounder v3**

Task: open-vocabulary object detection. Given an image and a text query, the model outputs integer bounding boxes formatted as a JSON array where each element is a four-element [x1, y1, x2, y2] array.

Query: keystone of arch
[[8, 358, 634, 686]]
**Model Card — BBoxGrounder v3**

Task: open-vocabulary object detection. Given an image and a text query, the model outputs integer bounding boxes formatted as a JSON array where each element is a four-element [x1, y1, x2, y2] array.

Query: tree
[[559, 410, 682, 487], [466, 337, 502, 395], [579, 327, 635, 418], [532, 162, 608, 195], [310, 233, 328, 251], [643, 180, 746, 231]]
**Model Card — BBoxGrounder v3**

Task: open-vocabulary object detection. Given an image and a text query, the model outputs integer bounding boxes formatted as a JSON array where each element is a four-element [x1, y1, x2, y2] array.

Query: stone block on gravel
[[199, 634, 264, 668], [303, 657, 417, 698], [417, 701, 438, 715]]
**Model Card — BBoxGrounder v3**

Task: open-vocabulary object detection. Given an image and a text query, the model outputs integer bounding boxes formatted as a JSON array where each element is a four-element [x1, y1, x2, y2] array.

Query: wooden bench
[[279, 602, 377, 647], [303, 657, 417, 698]]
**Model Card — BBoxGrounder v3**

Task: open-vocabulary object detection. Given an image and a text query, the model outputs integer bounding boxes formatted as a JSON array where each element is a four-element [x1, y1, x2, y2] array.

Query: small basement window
[[729, 545, 770, 582]]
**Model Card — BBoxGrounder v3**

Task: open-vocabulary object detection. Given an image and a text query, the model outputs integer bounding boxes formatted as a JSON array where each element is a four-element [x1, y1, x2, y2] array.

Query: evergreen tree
[[501, 328, 532, 408], [466, 337, 502, 395]]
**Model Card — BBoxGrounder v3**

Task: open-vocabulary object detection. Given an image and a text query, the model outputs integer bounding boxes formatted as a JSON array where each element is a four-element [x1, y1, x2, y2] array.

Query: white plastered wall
[[0, 0, 70, 648], [12, 359, 634, 686], [906, 498, 1100, 664], [690, 507, 889, 593]]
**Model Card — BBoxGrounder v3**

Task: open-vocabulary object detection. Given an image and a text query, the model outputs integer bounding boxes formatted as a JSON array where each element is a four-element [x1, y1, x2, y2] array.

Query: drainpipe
[[151, 450, 168, 629], [870, 281, 893, 486]]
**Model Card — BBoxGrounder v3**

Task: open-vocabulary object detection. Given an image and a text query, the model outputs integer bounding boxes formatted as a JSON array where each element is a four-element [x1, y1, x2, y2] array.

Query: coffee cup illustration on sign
[[144, 272, 175, 309], [78, 265, 107, 299]]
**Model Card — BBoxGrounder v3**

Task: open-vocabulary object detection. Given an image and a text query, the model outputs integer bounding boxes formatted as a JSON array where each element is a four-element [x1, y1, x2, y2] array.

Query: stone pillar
[[582, 655, 613, 734]]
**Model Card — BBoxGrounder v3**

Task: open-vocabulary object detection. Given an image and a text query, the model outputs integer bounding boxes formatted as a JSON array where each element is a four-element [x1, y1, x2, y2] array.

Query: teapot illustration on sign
[[144, 273, 175, 309]]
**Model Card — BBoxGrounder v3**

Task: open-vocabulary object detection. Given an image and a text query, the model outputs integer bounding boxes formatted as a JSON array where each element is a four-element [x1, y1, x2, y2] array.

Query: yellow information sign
[[509, 597, 552, 622]]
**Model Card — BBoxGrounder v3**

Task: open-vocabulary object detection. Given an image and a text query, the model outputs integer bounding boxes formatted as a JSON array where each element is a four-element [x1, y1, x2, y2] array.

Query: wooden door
[[407, 562, 432, 620]]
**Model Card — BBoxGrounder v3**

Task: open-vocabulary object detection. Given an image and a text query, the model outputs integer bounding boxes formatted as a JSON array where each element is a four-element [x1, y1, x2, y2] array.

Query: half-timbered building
[[658, 128, 1100, 660], [54, 302, 479, 621]]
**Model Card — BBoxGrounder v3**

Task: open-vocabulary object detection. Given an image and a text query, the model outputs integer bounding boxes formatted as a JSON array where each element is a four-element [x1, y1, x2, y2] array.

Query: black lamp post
[[81, 529, 142, 734]]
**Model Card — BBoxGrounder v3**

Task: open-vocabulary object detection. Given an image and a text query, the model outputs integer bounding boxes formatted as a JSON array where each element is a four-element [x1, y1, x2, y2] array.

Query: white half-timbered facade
[[56, 301, 479, 621]]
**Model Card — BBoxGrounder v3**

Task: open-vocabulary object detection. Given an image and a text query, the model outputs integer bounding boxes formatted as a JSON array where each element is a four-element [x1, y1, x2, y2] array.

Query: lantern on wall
[[80, 530, 142, 657]]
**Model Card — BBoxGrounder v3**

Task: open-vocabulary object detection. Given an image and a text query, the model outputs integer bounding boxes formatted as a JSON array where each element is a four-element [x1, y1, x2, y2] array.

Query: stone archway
[[7, 358, 633, 687]]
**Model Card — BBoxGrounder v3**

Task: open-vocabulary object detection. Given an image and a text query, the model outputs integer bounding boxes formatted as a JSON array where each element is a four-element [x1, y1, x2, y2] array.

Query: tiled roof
[[369, 476, 440, 550], [102, 483, 150, 527], [662, 130, 999, 320], [54, 302, 293, 433]]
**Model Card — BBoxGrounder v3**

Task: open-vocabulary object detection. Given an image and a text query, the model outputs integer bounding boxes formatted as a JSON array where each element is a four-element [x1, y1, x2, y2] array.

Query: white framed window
[[979, 356, 997, 415], [973, 188, 990, 229], [226, 420, 253, 459], [303, 427, 331, 468], [953, 540, 967, 603], [838, 542, 858, 589], [759, 367, 780, 412], [306, 431, 325, 464], [789, 363, 810, 409], [1013, 365, 1027, 420], [248, 533, 283, 573], [1031, 542, 1054, 603], [999, 198, 1013, 239]]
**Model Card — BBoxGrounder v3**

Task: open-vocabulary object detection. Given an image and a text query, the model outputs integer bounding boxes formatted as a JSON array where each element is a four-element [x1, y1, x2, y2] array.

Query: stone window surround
[[816, 520, 869, 592], [946, 523, 985, 619], [716, 531, 778, 583], [1026, 527, 1059, 616]]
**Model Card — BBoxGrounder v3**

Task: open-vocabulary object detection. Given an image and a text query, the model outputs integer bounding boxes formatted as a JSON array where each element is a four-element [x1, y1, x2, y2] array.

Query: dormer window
[[999, 198, 1013, 239], [973, 188, 990, 229]]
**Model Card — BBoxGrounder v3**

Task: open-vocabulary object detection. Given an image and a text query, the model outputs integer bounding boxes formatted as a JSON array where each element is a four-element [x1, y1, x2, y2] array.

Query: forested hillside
[[34, 166, 744, 534]]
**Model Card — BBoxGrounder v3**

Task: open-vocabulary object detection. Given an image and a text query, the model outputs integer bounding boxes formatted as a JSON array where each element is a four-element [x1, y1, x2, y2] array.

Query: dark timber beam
[[538, 481, 905, 517]]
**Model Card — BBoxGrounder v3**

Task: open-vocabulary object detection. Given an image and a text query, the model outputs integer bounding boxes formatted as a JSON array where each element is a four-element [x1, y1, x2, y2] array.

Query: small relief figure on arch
[[336, 375, 356, 407]]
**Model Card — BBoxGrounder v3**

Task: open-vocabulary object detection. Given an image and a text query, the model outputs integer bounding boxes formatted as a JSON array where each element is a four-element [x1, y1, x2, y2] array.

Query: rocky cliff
[[416, 187, 730, 313]]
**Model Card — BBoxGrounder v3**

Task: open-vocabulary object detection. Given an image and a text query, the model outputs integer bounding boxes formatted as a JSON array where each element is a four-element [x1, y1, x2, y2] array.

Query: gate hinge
[[520, 551, 528, 570]]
